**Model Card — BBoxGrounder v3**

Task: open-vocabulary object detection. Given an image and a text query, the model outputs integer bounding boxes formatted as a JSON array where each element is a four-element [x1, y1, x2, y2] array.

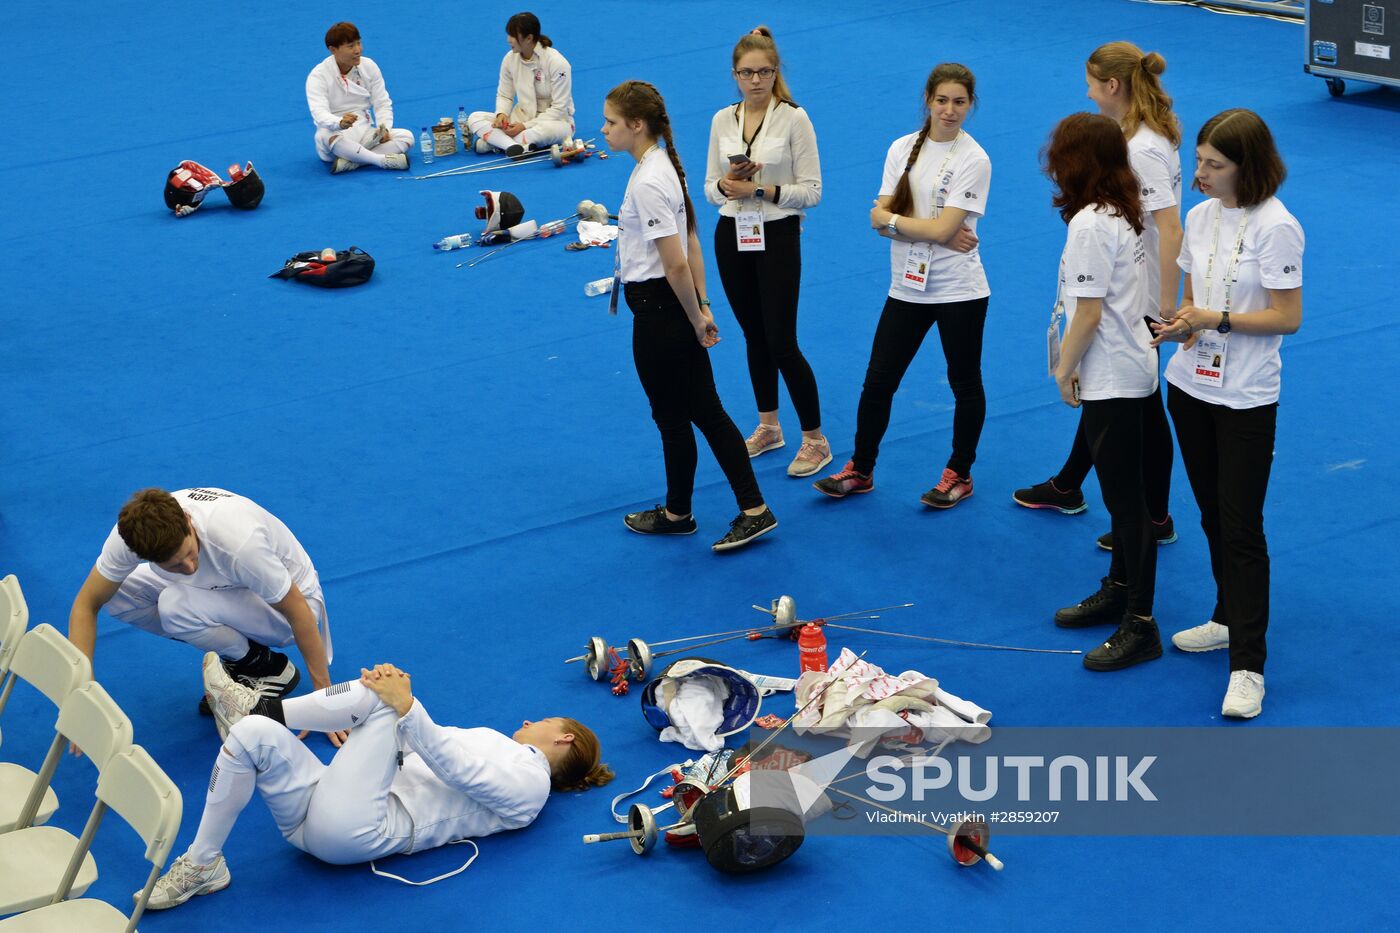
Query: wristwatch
[[886, 214, 900, 235], [754, 186, 766, 202], [1217, 311, 1232, 334]]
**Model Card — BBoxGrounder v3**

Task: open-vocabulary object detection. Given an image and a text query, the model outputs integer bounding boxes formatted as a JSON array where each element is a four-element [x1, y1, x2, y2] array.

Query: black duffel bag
[[269, 246, 375, 288]]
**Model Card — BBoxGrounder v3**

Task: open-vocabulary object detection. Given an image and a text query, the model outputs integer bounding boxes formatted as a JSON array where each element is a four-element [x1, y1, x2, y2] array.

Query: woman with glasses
[[814, 63, 990, 508], [704, 27, 829, 478]]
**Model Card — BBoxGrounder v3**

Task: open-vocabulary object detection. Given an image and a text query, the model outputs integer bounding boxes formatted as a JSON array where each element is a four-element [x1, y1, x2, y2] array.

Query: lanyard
[[737, 97, 775, 157], [611, 144, 661, 312], [1203, 202, 1250, 315], [927, 130, 963, 219]]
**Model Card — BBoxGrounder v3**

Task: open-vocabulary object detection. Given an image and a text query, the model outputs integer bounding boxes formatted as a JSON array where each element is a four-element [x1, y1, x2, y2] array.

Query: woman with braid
[[602, 80, 777, 552], [814, 64, 991, 509]]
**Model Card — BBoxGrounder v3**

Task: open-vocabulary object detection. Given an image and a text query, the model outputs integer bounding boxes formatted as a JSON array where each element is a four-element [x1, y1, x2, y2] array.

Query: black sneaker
[[624, 506, 697, 536], [1012, 478, 1087, 514], [1096, 515, 1178, 551], [712, 508, 777, 552], [1082, 615, 1163, 671], [1054, 577, 1128, 628], [225, 642, 301, 699]]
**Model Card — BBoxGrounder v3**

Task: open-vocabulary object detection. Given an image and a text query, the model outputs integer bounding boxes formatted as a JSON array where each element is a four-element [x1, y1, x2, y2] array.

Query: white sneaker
[[203, 652, 260, 741], [143, 852, 231, 910], [1221, 670, 1265, 719], [330, 157, 361, 175], [745, 423, 784, 458], [1172, 620, 1229, 652], [381, 153, 409, 170]]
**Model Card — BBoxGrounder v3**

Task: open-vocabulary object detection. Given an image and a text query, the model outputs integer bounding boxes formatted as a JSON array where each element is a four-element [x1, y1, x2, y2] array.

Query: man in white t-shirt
[[68, 488, 339, 740]]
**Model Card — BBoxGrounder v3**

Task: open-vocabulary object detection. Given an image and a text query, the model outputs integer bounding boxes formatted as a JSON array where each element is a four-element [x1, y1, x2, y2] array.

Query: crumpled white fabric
[[658, 675, 730, 752], [576, 220, 618, 245], [793, 648, 992, 755]]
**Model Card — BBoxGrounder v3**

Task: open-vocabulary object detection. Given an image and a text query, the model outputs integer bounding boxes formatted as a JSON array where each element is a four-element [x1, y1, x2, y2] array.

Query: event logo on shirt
[[1077, 274, 1094, 283], [963, 191, 978, 199], [1283, 264, 1297, 274], [1142, 186, 1156, 197], [647, 218, 658, 227]]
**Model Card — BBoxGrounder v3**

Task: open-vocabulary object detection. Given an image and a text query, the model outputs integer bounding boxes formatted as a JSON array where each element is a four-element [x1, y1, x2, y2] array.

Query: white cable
[[608, 760, 691, 823], [370, 839, 479, 886]]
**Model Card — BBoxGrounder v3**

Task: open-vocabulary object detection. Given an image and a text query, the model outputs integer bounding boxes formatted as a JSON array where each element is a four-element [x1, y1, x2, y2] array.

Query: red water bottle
[[798, 623, 828, 673]]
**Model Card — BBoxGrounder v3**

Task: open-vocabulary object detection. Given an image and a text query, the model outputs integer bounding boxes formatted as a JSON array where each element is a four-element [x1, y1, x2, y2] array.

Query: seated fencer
[[67, 488, 341, 743], [306, 21, 414, 174], [466, 12, 575, 157], [146, 658, 613, 909]]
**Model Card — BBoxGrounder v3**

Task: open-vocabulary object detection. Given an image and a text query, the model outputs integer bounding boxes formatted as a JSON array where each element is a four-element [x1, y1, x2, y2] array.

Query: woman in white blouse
[[705, 27, 829, 477], [1151, 109, 1303, 719]]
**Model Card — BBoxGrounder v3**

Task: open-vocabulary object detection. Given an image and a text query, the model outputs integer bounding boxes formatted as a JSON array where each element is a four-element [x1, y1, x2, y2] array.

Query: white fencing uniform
[[97, 487, 330, 661], [306, 55, 413, 166], [190, 683, 551, 866], [466, 46, 574, 152]]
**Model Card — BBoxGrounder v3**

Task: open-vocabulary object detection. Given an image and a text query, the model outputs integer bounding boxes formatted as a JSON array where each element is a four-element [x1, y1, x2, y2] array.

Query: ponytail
[[505, 12, 550, 49], [1087, 41, 1180, 147], [886, 63, 977, 217], [606, 80, 698, 234]]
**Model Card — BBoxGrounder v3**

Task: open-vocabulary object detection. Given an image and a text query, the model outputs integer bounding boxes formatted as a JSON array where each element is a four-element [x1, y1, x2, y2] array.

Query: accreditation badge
[[736, 209, 765, 252], [1191, 332, 1228, 388]]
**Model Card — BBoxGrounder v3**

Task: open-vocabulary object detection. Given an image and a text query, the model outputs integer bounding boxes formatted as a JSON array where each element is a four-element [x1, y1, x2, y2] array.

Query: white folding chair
[[0, 574, 32, 749], [0, 746, 182, 933], [0, 624, 93, 833], [0, 681, 132, 913]]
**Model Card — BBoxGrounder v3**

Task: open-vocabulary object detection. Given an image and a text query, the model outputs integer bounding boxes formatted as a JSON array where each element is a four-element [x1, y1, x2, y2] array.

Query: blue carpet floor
[[3, 0, 1399, 928]]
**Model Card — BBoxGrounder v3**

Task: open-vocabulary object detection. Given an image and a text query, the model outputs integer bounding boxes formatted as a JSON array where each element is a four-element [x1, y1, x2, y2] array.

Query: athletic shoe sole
[[748, 440, 786, 459], [143, 874, 231, 910], [1222, 701, 1263, 719], [711, 519, 778, 552], [813, 482, 874, 499], [1097, 531, 1179, 551], [921, 489, 973, 509], [622, 516, 696, 536], [1011, 493, 1087, 515], [1082, 644, 1163, 672]]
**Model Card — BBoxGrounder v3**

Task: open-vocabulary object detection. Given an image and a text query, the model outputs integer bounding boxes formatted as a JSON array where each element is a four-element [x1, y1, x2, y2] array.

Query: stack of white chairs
[[0, 574, 187, 929]]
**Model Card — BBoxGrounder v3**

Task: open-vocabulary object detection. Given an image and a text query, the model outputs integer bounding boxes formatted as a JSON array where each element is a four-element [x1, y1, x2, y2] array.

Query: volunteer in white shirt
[[1046, 113, 1162, 672], [145, 660, 612, 910], [1150, 109, 1303, 719], [305, 22, 412, 174], [602, 80, 778, 553], [1015, 42, 1182, 554], [814, 63, 989, 509], [704, 27, 829, 478], [68, 488, 340, 742], [466, 12, 575, 158]]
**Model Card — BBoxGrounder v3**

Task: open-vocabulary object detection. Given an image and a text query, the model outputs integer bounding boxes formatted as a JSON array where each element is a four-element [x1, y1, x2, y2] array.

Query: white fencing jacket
[[494, 46, 574, 127], [306, 55, 399, 132], [392, 700, 552, 852]]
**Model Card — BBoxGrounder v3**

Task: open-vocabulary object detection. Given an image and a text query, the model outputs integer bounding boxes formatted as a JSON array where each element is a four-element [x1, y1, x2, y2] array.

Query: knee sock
[[188, 746, 256, 864], [480, 127, 521, 151], [330, 134, 388, 168], [369, 133, 410, 156], [277, 680, 384, 733]]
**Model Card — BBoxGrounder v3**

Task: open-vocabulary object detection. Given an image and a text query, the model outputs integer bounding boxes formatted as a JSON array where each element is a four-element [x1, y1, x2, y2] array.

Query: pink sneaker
[[920, 468, 973, 509]]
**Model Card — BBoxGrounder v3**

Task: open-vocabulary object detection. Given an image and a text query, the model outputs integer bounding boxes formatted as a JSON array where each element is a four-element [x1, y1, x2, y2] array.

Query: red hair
[[1043, 112, 1144, 233]]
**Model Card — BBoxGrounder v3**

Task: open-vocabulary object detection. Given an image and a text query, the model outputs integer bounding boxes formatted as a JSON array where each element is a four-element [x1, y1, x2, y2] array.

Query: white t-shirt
[[618, 148, 688, 283], [1165, 197, 1304, 408], [879, 130, 991, 304], [1127, 125, 1182, 315], [1060, 206, 1156, 400], [95, 488, 324, 607]]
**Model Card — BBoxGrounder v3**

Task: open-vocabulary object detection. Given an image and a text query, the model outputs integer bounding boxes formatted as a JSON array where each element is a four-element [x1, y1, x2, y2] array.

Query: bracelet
[[773, 185, 781, 204]]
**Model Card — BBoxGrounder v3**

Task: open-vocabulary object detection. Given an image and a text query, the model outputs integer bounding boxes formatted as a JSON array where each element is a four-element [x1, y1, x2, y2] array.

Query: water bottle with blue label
[[419, 128, 434, 165], [433, 234, 473, 251], [457, 107, 470, 151]]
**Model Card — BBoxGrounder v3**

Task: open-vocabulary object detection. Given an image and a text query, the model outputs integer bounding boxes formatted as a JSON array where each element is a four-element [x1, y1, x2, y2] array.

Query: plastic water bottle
[[584, 277, 613, 297], [432, 233, 473, 251], [457, 107, 470, 151], [419, 128, 434, 165]]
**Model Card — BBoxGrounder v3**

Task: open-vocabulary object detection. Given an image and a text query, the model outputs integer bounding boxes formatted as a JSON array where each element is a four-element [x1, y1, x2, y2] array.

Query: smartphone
[[728, 153, 751, 166]]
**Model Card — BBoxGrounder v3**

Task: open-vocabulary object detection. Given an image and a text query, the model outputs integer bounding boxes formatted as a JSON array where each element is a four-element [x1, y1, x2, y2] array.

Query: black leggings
[[1167, 385, 1276, 673], [1080, 396, 1158, 618], [713, 215, 822, 431], [852, 296, 988, 477], [625, 278, 764, 517], [1055, 386, 1174, 524]]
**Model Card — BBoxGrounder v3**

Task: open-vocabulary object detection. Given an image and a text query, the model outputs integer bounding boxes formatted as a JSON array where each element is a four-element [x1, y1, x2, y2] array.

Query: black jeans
[[713, 215, 822, 431], [1056, 386, 1174, 524], [852, 296, 988, 477], [1080, 396, 1158, 618], [625, 278, 764, 517], [1167, 385, 1276, 673]]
